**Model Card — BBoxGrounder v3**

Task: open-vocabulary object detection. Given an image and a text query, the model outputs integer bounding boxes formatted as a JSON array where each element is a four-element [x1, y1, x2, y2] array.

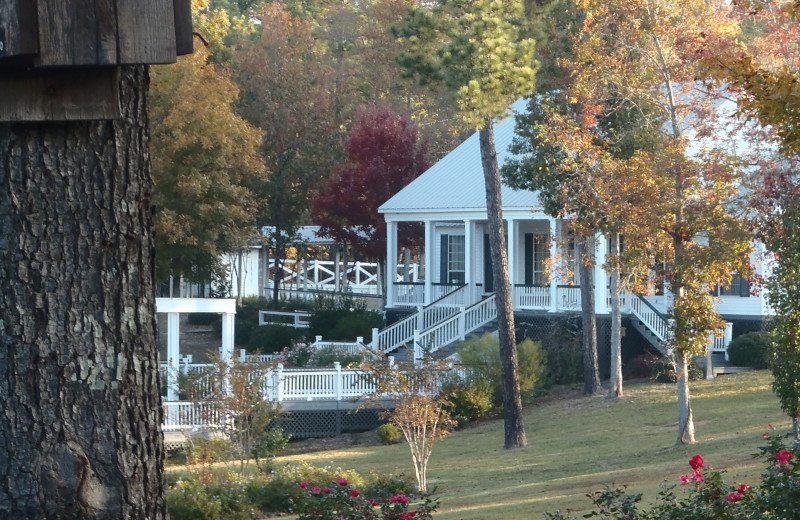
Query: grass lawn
[[275, 370, 787, 520]]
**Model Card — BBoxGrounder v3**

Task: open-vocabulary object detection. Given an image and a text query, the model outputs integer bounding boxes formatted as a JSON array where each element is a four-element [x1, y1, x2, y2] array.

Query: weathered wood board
[[0, 68, 120, 121]]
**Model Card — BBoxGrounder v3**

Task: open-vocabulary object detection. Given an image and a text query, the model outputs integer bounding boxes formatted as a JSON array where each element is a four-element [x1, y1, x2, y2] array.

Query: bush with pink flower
[[544, 428, 800, 519], [294, 477, 438, 520]]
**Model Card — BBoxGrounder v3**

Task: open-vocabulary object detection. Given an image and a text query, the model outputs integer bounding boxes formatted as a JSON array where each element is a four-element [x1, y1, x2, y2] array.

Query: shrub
[[440, 379, 493, 428], [456, 333, 548, 406], [272, 342, 316, 367], [254, 428, 290, 473], [247, 324, 303, 354], [309, 309, 384, 341], [651, 355, 703, 383], [377, 423, 402, 445], [308, 347, 364, 368], [728, 331, 771, 369], [362, 472, 416, 502], [234, 320, 254, 346], [186, 312, 220, 326], [624, 351, 660, 379], [519, 318, 583, 385]]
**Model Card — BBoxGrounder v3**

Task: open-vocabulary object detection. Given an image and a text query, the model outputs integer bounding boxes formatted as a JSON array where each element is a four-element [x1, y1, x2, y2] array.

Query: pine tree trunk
[[479, 119, 526, 449], [580, 235, 603, 395], [0, 66, 166, 519], [608, 233, 623, 398], [676, 352, 696, 444]]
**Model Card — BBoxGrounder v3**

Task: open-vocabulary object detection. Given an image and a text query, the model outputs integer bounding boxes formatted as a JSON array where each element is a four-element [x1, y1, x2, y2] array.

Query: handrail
[[634, 293, 669, 321], [417, 294, 497, 355], [629, 294, 672, 343], [422, 284, 468, 329]]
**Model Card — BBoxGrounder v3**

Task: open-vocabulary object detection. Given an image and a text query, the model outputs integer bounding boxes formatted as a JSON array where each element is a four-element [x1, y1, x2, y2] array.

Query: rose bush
[[294, 478, 438, 520], [544, 428, 800, 520]]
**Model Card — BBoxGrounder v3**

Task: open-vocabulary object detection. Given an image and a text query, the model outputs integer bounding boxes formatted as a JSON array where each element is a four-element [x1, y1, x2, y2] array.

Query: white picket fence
[[270, 259, 420, 296]]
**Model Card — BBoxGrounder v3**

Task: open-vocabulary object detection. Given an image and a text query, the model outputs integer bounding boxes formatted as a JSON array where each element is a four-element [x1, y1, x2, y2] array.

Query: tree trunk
[[608, 233, 623, 398], [676, 352, 696, 444], [580, 235, 603, 395], [0, 66, 166, 519], [479, 119, 527, 449]]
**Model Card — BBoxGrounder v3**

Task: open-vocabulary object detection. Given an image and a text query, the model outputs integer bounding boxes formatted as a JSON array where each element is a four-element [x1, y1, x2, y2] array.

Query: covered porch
[[384, 213, 611, 316]]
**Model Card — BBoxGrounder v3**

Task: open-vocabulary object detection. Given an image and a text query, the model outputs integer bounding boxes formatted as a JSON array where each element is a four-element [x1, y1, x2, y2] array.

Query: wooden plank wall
[[36, 0, 118, 66], [117, 0, 177, 64], [0, 3, 38, 59]]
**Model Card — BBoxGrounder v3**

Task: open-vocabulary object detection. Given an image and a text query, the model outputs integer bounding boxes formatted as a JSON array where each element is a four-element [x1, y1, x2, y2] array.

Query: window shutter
[[740, 276, 750, 297], [440, 234, 449, 283], [524, 233, 533, 285]]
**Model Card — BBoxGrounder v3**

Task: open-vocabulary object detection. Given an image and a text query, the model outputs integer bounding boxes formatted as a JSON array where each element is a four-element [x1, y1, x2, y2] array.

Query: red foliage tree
[[313, 102, 429, 260]]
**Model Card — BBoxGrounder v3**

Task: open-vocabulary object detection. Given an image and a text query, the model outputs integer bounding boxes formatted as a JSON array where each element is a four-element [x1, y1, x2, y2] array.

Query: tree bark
[[676, 352, 696, 444], [0, 67, 166, 518], [580, 235, 603, 395], [608, 233, 623, 398], [479, 119, 526, 449]]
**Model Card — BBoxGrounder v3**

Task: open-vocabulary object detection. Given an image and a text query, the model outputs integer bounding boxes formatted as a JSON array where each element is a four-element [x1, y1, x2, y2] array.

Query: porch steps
[[629, 318, 669, 356], [702, 352, 752, 377]]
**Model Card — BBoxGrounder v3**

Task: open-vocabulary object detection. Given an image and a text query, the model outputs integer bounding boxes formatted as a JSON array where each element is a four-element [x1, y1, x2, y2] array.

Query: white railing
[[432, 283, 462, 301], [162, 401, 227, 431], [374, 312, 417, 354], [707, 322, 734, 359], [514, 285, 550, 309], [311, 336, 367, 356], [629, 294, 672, 343], [556, 286, 581, 310], [464, 294, 497, 332], [268, 260, 420, 296], [258, 310, 311, 328], [422, 284, 468, 329], [394, 283, 424, 307], [416, 294, 497, 356]]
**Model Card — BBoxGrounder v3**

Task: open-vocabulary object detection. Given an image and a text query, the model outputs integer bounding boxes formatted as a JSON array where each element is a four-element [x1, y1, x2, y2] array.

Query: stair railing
[[414, 294, 498, 357], [372, 284, 469, 355], [629, 294, 672, 343]]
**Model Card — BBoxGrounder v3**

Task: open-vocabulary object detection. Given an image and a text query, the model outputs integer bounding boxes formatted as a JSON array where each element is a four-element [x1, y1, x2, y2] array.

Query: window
[[713, 273, 750, 297], [524, 234, 551, 285], [447, 235, 465, 284]]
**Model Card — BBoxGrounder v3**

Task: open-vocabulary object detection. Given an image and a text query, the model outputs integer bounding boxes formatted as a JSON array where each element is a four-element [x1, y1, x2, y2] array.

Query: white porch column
[[464, 219, 473, 302], [594, 233, 608, 314], [167, 312, 181, 402], [424, 220, 433, 305], [221, 312, 235, 364], [386, 220, 398, 307], [549, 217, 558, 312], [507, 218, 517, 287]]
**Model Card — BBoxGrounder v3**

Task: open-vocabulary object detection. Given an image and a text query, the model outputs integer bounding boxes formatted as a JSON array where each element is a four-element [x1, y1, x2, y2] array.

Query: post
[[507, 218, 517, 288], [315, 335, 323, 348], [464, 219, 473, 303], [724, 322, 733, 361], [458, 305, 466, 340], [417, 304, 424, 331], [372, 327, 379, 350], [276, 363, 284, 403], [413, 330, 421, 362], [239, 348, 246, 363], [357, 336, 364, 345], [705, 348, 714, 380], [424, 220, 433, 305], [167, 312, 180, 401], [334, 362, 342, 401], [549, 218, 558, 312], [594, 232, 608, 314]]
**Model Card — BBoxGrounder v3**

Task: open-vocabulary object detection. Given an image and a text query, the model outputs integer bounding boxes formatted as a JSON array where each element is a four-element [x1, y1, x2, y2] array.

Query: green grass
[[276, 371, 788, 520]]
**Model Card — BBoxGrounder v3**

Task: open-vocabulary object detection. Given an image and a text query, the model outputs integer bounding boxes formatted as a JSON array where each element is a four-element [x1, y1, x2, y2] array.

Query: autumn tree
[[150, 41, 265, 287], [395, 0, 537, 449], [531, 0, 752, 445], [363, 357, 456, 492], [236, 3, 349, 306], [313, 102, 429, 299], [702, 1, 800, 445]]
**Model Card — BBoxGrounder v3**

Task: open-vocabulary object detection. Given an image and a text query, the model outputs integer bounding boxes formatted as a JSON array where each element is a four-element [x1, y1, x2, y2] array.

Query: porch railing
[[513, 284, 550, 309], [556, 285, 581, 310], [394, 282, 424, 307]]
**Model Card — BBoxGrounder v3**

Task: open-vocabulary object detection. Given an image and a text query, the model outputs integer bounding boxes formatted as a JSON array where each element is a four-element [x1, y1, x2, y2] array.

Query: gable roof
[[378, 98, 540, 215]]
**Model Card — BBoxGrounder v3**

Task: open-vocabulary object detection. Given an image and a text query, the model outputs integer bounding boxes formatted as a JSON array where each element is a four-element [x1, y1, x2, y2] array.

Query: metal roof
[[379, 99, 540, 215]]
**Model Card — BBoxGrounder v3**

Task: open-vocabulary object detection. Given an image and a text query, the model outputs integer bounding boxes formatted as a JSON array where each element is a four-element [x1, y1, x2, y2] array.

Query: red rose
[[312, 486, 321, 495], [350, 490, 360, 498], [679, 475, 690, 485], [399, 514, 411, 520], [336, 478, 348, 486], [324, 488, 332, 494], [692, 470, 703, 483], [390, 495, 410, 504], [725, 492, 741, 503], [299, 481, 309, 489], [776, 450, 792, 466], [763, 433, 769, 439], [737, 484, 750, 494], [689, 455, 704, 471], [369, 499, 380, 507]]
